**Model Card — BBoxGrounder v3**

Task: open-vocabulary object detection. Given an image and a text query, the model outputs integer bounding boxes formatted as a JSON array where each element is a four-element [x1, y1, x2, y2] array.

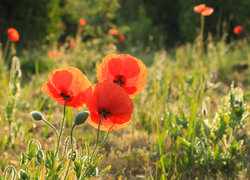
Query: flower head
[[233, 26, 243, 35], [119, 35, 125, 42], [78, 19, 86, 26], [96, 54, 147, 98], [84, 82, 133, 131], [48, 51, 61, 60], [201, 7, 214, 16], [42, 67, 91, 109], [109, 29, 118, 36], [70, 40, 76, 47], [193, 4, 206, 14], [7, 28, 19, 42]]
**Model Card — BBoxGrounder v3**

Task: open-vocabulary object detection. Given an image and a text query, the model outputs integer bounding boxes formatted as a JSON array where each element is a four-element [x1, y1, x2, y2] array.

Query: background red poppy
[[7, 28, 19, 42]]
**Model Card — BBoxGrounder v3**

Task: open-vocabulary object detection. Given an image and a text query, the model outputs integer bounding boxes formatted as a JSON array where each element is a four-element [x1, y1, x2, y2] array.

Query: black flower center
[[60, 93, 71, 101], [113, 75, 126, 86], [98, 109, 111, 118]]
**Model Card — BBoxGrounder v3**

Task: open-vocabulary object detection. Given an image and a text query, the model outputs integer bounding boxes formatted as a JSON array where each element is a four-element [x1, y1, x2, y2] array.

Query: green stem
[[63, 124, 76, 180], [3, 165, 17, 180], [199, 15, 205, 51], [153, 80, 166, 179], [42, 118, 59, 140], [55, 98, 68, 160], [93, 130, 110, 162], [3, 39, 10, 62], [90, 112, 105, 162]]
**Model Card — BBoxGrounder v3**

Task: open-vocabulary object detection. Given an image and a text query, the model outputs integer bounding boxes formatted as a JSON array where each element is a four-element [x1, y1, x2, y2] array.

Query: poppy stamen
[[60, 93, 71, 100], [98, 109, 111, 118], [113, 75, 125, 86]]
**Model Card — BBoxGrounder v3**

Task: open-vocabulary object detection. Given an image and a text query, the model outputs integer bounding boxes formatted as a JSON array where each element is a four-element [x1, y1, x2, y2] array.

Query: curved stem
[[90, 112, 105, 162], [55, 98, 68, 159], [60, 136, 71, 161], [63, 124, 76, 180], [29, 139, 42, 150], [42, 118, 59, 140], [3, 165, 17, 180]]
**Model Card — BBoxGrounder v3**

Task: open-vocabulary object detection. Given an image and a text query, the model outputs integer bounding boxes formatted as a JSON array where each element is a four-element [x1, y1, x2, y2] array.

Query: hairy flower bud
[[19, 169, 28, 179], [30, 111, 44, 121], [74, 111, 89, 125], [67, 149, 78, 161]]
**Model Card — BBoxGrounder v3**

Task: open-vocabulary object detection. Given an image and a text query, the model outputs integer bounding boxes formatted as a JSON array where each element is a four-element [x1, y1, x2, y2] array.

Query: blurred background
[[0, 0, 249, 50]]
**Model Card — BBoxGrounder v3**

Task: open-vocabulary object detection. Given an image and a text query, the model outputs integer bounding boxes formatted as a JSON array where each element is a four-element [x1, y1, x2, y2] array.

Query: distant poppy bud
[[30, 111, 44, 121], [193, 4, 206, 14], [7, 28, 19, 42], [74, 111, 89, 125], [201, 7, 214, 16], [70, 40, 76, 47], [78, 19, 86, 26], [109, 29, 118, 35], [233, 26, 243, 35], [119, 35, 125, 42]]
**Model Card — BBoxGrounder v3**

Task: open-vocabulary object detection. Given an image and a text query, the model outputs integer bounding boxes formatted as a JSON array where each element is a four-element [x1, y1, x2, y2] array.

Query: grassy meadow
[[0, 34, 249, 179]]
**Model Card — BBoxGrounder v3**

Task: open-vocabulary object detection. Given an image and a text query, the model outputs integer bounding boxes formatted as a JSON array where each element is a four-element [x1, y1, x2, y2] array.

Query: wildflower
[[42, 67, 91, 109], [233, 26, 243, 35], [96, 54, 147, 98], [109, 29, 118, 35], [193, 4, 206, 14], [119, 35, 125, 42], [48, 51, 56, 57], [201, 7, 214, 16], [7, 28, 19, 42], [48, 51, 62, 60], [84, 82, 133, 131], [78, 19, 86, 26], [70, 40, 76, 47], [54, 53, 62, 60]]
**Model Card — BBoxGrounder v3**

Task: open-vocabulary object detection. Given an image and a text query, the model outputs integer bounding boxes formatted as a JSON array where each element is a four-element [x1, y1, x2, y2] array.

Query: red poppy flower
[[7, 28, 19, 42], [96, 54, 147, 98], [48, 51, 56, 57], [70, 40, 76, 47], [78, 19, 86, 26], [84, 82, 133, 131], [42, 67, 92, 109], [193, 4, 206, 14], [233, 26, 243, 35], [109, 29, 118, 36], [201, 7, 214, 16], [119, 35, 125, 42], [48, 51, 62, 60]]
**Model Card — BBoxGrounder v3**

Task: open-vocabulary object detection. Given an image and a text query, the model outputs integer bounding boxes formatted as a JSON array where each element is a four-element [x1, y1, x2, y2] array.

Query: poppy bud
[[74, 111, 89, 125], [30, 111, 44, 121], [36, 150, 44, 165], [67, 149, 78, 161], [19, 169, 28, 179]]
